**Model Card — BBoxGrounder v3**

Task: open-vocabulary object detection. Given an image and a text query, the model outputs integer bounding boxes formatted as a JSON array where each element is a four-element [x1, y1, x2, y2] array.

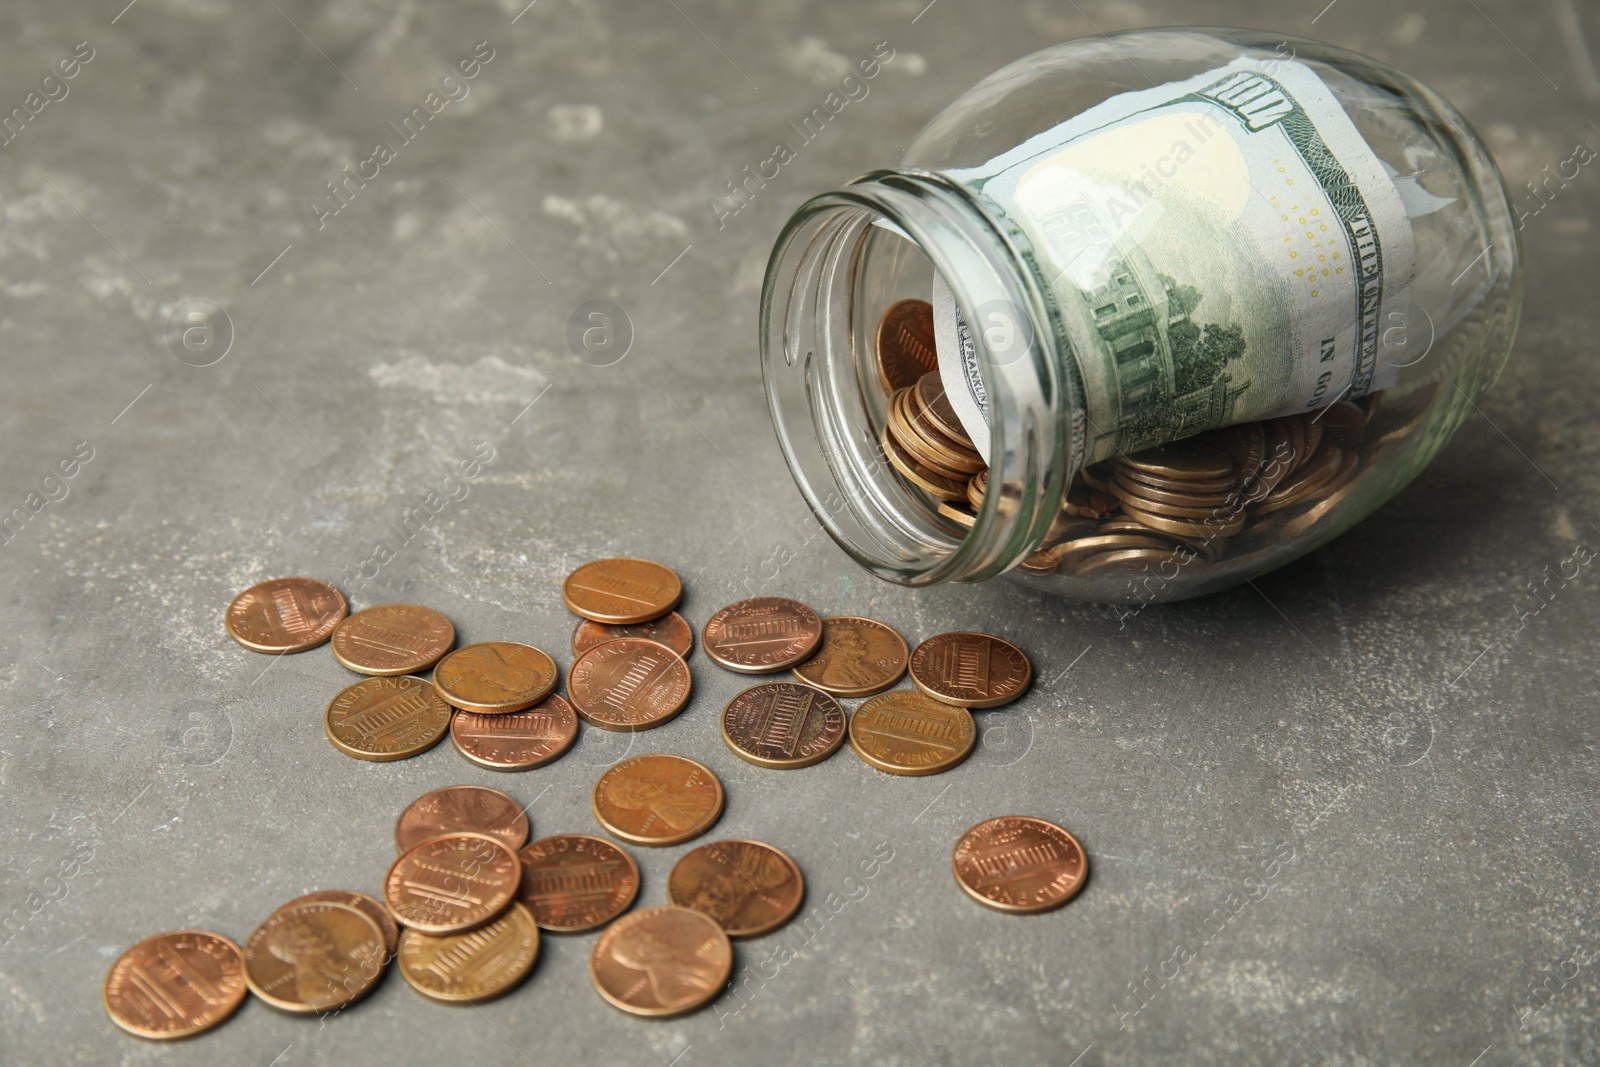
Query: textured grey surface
[[1, 1, 1596, 1065]]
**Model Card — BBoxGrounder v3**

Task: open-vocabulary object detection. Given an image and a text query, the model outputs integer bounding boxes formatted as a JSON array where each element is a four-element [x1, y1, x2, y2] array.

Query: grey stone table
[[1, 0, 1595, 1064]]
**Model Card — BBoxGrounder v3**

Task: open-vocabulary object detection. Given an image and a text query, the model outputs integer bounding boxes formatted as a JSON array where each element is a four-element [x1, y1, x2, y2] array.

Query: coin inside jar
[[330, 603, 455, 675], [874, 298, 938, 394], [242, 899, 386, 1013], [518, 833, 641, 932], [393, 785, 529, 854], [103, 930, 248, 1040], [908, 632, 1032, 709], [286, 890, 399, 956], [592, 754, 724, 846], [849, 689, 977, 776], [589, 905, 732, 1018], [324, 675, 452, 762], [432, 641, 558, 715], [572, 610, 694, 659], [951, 816, 1088, 914], [702, 597, 823, 674], [397, 902, 540, 1004], [225, 577, 347, 654], [566, 638, 692, 731], [562, 558, 683, 625], [790, 616, 908, 697], [720, 682, 846, 769], [450, 694, 578, 771], [383, 833, 522, 935], [667, 839, 804, 938]]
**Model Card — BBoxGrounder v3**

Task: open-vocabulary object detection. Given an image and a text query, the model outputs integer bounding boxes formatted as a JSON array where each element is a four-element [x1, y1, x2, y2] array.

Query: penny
[[702, 597, 823, 674], [394, 785, 529, 854], [225, 577, 347, 654], [592, 754, 724, 846], [383, 833, 522, 935], [242, 899, 386, 1014], [589, 905, 732, 1018], [567, 638, 692, 732], [518, 833, 641, 932], [433, 641, 558, 715], [720, 682, 846, 769], [450, 695, 578, 771], [951, 816, 1089, 914], [562, 558, 683, 625], [330, 603, 455, 675], [324, 675, 452, 762], [790, 616, 908, 698], [908, 631, 1032, 709], [881, 426, 969, 501], [572, 611, 694, 659], [667, 840, 804, 938], [288, 890, 400, 957], [397, 902, 539, 1004], [849, 689, 977, 776], [1116, 438, 1234, 481], [875, 298, 938, 394], [913, 371, 970, 445], [1118, 502, 1246, 540], [103, 930, 247, 1040]]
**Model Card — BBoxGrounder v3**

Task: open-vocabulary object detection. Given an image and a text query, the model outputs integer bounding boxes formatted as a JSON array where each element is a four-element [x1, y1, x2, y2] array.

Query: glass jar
[[761, 28, 1520, 604]]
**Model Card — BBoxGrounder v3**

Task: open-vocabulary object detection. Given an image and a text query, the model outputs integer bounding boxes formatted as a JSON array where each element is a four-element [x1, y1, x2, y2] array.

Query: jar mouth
[[760, 169, 1075, 586]]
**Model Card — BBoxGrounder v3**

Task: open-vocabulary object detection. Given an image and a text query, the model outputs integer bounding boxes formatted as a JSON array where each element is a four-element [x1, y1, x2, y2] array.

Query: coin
[[849, 689, 977, 776], [330, 603, 455, 675], [702, 597, 823, 674], [242, 899, 386, 1013], [103, 930, 247, 1040], [875, 298, 938, 394], [562, 558, 683, 625], [881, 425, 969, 501], [592, 753, 724, 846], [288, 890, 399, 956], [720, 682, 846, 769], [572, 611, 694, 659], [908, 632, 1032, 709], [667, 840, 804, 938], [951, 816, 1088, 914], [225, 577, 347, 654], [394, 785, 530, 854], [450, 695, 578, 771], [324, 675, 452, 762], [397, 902, 539, 1004], [433, 641, 558, 715], [518, 833, 640, 932], [383, 832, 522, 935], [589, 905, 732, 1018], [567, 638, 692, 731], [790, 616, 908, 697]]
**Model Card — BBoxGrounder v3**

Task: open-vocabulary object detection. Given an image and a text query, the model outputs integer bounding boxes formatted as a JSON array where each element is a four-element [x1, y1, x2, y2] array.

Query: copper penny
[[225, 577, 347, 654], [383, 832, 521, 935], [592, 754, 724, 846], [288, 890, 399, 957], [397, 902, 540, 1004], [572, 611, 694, 659], [330, 603, 455, 675], [875, 298, 938, 394], [667, 839, 804, 938], [518, 833, 641, 932], [567, 638, 692, 732], [432, 641, 558, 714], [324, 675, 452, 762], [589, 905, 732, 1018], [908, 632, 1032, 709], [702, 597, 823, 674], [242, 899, 386, 1013], [450, 695, 579, 771], [720, 682, 846, 769], [849, 689, 976, 776], [790, 616, 908, 697], [951, 816, 1088, 914], [393, 785, 529, 854], [562, 558, 683, 625], [103, 930, 247, 1039]]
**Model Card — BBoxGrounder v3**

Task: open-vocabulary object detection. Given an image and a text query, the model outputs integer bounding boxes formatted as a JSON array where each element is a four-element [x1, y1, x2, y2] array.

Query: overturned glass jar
[[761, 28, 1521, 604]]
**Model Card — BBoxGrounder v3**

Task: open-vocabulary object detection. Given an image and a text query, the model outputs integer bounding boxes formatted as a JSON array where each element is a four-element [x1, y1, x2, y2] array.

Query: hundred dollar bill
[[931, 56, 1415, 464]]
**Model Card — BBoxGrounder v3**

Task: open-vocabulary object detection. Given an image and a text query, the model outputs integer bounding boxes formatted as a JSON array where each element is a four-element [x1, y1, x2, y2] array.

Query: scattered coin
[[242, 899, 386, 1013], [572, 611, 694, 659], [849, 689, 977, 776], [667, 839, 804, 938], [592, 754, 724, 846], [330, 603, 455, 675], [393, 785, 530, 855], [589, 905, 732, 1018], [875, 298, 939, 394], [324, 675, 452, 762], [433, 641, 558, 715], [397, 902, 540, 1004], [791, 616, 908, 697], [567, 638, 692, 731], [103, 930, 248, 1039], [720, 682, 846, 769], [518, 833, 641, 932], [288, 890, 399, 956], [384, 833, 522, 935], [450, 694, 578, 771], [562, 558, 683, 625], [702, 597, 823, 674], [951, 816, 1088, 914], [908, 632, 1032, 709], [225, 577, 347, 654]]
